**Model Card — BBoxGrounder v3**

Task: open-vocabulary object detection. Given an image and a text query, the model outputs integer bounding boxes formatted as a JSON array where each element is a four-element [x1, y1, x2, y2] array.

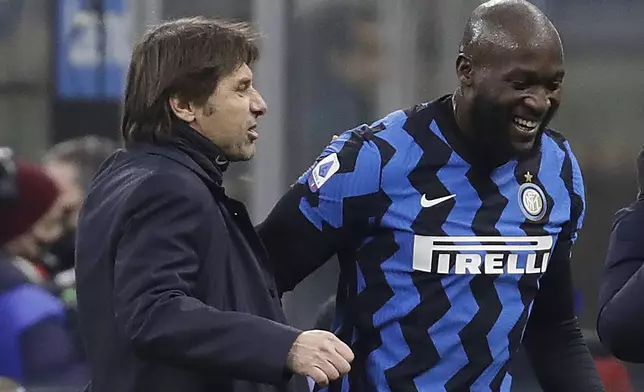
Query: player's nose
[[523, 88, 551, 117]]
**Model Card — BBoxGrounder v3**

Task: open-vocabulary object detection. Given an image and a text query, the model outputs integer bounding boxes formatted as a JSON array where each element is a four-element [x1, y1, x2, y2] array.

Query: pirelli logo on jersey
[[412, 235, 554, 275]]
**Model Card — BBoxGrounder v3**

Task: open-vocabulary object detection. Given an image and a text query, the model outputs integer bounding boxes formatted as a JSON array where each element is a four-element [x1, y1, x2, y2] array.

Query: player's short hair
[[43, 136, 117, 192], [121, 17, 260, 146]]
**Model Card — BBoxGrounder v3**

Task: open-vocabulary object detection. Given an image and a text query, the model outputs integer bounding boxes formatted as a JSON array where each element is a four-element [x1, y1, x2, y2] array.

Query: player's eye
[[237, 82, 250, 92], [546, 81, 561, 91], [511, 80, 530, 90]]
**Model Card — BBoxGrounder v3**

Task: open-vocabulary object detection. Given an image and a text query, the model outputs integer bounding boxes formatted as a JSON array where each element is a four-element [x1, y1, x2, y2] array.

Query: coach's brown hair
[[121, 17, 260, 145]]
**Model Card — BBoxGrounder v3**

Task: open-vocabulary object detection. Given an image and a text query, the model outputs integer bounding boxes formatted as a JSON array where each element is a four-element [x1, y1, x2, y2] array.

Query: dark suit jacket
[[598, 200, 644, 363], [75, 143, 307, 392]]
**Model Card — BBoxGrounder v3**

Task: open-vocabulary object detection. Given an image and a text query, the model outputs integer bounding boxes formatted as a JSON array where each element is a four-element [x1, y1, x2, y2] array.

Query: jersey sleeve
[[566, 140, 586, 246], [259, 125, 389, 293], [527, 138, 587, 328], [520, 142, 603, 391], [296, 127, 384, 231], [552, 140, 586, 261]]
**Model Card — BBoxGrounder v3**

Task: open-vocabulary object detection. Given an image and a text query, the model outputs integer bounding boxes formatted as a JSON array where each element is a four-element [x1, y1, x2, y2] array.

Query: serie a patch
[[308, 153, 340, 192]]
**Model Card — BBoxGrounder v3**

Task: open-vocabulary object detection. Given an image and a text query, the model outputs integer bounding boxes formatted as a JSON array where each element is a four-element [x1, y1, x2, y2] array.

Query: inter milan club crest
[[518, 171, 547, 222]]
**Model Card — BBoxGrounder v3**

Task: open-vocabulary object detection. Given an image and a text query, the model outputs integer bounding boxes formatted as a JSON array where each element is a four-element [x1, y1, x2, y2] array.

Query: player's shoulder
[[543, 128, 585, 201], [328, 109, 408, 159], [317, 100, 444, 175], [302, 109, 412, 191], [334, 99, 439, 145], [543, 128, 576, 156], [350, 108, 409, 142], [543, 128, 582, 167]]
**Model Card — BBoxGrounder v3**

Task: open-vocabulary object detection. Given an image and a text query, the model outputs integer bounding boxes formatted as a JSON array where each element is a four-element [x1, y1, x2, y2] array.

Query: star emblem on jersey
[[524, 171, 533, 183], [518, 181, 546, 221], [308, 153, 340, 192]]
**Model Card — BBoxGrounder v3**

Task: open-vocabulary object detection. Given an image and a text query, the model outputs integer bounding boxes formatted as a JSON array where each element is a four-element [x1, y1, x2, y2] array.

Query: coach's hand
[[286, 330, 354, 386]]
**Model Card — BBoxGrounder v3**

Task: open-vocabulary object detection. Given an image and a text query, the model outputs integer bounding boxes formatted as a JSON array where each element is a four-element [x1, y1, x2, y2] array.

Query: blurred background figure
[[0, 149, 87, 389], [286, 0, 379, 182], [283, 0, 380, 330], [42, 136, 117, 278]]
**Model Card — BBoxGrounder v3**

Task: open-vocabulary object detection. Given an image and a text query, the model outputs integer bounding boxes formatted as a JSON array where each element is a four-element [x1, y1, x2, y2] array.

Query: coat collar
[[130, 143, 227, 198]]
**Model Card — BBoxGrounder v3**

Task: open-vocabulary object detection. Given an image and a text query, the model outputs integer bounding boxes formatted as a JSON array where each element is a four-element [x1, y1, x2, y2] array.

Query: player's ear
[[168, 95, 197, 123], [456, 53, 474, 87]]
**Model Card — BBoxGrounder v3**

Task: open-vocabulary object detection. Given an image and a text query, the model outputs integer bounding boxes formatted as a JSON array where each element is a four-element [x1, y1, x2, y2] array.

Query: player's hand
[[286, 330, 354, 387]]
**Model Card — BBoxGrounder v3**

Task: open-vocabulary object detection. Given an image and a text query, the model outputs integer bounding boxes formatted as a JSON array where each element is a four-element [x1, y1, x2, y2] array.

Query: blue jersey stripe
[[368, 115, 424, 392], [413, 120, 481, 389], [472, 161, 522, 391], [540, 135, 569, 236], [382, 110, 458, 390], [565, 140, 586, 234]]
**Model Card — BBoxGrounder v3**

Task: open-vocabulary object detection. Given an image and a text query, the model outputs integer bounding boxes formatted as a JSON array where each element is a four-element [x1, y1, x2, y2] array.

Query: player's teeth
[[514, 117, 538, 129]]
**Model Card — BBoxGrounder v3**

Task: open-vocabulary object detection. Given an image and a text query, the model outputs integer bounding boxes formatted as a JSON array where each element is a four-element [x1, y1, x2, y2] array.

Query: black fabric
[[596, 145, 644, 363], [170, 120, 229, 186], [522, 241, 605, 391], [597, 200, 644, 363], [75, 140, 307, 392], [522, 318, 604, 392]]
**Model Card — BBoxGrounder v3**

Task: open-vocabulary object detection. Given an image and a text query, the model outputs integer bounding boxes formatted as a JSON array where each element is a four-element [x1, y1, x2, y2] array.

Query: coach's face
[[466, 33, 564, 158], [172, 63, 267, 161]]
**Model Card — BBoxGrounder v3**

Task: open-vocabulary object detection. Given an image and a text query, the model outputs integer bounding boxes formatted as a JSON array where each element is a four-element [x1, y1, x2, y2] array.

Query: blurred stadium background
[[1, 0, 643, 390]]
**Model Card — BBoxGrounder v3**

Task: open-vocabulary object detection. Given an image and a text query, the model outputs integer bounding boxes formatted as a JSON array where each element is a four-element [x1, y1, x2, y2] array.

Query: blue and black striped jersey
[[261, 95, 586, 392]]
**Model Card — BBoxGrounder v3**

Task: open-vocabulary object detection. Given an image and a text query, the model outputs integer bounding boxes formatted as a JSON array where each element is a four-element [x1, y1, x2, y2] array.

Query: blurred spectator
[[42, 135, 117, 277], [284, 1, 380, 329], [287, 0, 379, 181], [0, 153, 87, 387], [586, 335, 635, 392]]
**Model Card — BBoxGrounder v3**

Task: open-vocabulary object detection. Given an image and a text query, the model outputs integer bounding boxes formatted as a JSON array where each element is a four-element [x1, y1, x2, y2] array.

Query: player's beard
[[469, 94, 541, 165]]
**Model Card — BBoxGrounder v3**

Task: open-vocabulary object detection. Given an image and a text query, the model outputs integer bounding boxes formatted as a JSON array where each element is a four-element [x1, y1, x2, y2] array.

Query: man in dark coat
[[75, 17, 353, 392], [597, 145, 644, 363]]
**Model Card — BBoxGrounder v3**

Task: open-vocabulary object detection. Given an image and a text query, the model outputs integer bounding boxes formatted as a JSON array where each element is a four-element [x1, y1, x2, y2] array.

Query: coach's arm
[[597, 202, 644, 363]]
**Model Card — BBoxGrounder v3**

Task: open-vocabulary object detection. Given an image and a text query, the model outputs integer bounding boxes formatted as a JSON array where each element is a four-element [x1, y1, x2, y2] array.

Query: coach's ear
[[169, 95, 196, 123]]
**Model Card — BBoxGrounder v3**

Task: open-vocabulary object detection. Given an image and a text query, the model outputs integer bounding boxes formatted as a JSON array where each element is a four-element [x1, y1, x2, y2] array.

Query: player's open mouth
[[513, 117, 539, 135]]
